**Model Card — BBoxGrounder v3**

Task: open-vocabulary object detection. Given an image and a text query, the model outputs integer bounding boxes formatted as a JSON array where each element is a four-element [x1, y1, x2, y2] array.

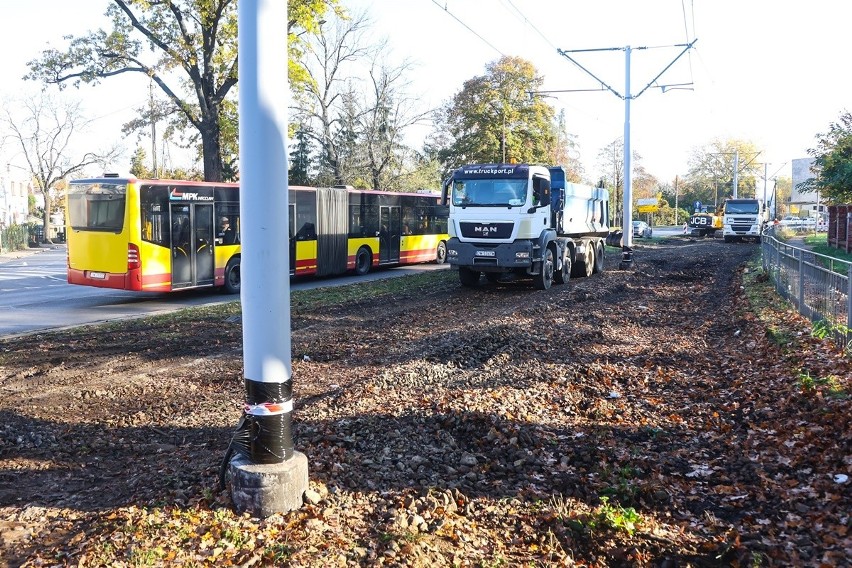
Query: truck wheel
[[435, 241, 447, 264], [223, 257, 240, 294], [593, 240, 605, 273], [554, 252, 571, 284], [458, 266, 481, 287], [573, 244, 594, 278], [533, 247, 554, 290], [354, 246, 372, 275]]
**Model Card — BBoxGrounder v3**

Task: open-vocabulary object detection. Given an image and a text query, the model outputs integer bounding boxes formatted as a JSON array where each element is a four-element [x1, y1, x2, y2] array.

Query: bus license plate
[[89, 271, 106, 279], [475, 250, 495, 257]]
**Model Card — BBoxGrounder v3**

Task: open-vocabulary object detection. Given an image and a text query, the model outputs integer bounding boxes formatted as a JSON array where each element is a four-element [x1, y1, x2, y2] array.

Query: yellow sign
[[637, 205, 658, 213]]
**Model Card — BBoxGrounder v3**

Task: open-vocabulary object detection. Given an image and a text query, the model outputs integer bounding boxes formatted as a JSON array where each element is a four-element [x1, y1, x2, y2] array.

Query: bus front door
[[379, 206, 401, 264], [289, 202, 296, 275], [171, 203, 215, 289], [194, 204, 215, 286]]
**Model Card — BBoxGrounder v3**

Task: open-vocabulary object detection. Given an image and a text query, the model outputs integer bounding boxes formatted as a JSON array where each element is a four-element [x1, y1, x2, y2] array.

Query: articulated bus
[[65, 176, 449, 294]]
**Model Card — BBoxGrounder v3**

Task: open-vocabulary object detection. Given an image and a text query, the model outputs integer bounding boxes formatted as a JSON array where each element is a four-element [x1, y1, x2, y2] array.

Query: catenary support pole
[[763, 163, 768, 210], [227, 0, 308, 517], [674, 175, 679, 226], [556, 39, 696, 270], [619, 46, 634, 269], [733, 151, 739, 199]]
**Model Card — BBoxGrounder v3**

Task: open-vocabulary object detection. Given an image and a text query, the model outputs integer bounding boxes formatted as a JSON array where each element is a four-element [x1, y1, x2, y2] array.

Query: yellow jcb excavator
[[688, 203, 723, 237]]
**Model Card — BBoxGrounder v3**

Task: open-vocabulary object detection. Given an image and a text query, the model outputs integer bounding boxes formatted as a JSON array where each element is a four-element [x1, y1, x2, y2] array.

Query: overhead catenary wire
[[430, 0, 504, 57], [500, 0, 558, 50]]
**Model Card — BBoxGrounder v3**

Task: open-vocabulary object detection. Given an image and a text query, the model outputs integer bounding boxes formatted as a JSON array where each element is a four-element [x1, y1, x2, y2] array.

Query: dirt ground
[[0, 237, 849, 567]]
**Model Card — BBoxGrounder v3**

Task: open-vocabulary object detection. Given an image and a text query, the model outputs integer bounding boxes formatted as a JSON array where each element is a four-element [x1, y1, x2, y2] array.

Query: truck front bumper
[[724, 223, 761, 236], [446, 238, 534, 271]]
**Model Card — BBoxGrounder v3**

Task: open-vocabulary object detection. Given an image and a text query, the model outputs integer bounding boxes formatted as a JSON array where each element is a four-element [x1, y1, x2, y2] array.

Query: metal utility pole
[[732, 151, 739, 199], [708, 151, 760, 201], [674, 175, 679, 225], [763, 161, 788, 222], [623, 46, 632, 259], [557, 39, 697, 269], [763, 162, 768, 209], [224, 0, 308, 518], [502, 109, 506, 163], [149, 79, 157, 178]]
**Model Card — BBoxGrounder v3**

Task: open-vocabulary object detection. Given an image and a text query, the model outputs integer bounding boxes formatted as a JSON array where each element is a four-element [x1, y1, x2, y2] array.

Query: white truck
[[442, 163, 609, 289], [722, 198, 767, 242]]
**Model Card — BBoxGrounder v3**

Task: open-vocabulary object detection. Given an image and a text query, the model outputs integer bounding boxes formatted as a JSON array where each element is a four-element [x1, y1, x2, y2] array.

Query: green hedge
[[0, 224, 31, 253]]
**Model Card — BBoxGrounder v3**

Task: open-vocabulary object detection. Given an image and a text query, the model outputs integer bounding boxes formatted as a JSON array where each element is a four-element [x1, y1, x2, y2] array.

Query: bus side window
[[297, 222, 316, 240]]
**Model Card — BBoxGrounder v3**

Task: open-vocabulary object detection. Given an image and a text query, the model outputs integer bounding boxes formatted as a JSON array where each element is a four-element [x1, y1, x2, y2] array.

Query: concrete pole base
[[229, 451, 309, 517]]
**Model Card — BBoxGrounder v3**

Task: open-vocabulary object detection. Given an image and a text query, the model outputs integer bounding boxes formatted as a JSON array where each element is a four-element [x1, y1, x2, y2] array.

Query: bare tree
[[360, 58, 433, 190], [295, 11, 431, 190], [1, 92, 120, 243], [297, 11, 374, 185], [596, 138, 647, 226]]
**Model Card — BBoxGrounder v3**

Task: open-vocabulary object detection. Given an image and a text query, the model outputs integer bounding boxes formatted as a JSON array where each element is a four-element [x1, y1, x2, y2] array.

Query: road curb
[[0, 245, 64, 264]]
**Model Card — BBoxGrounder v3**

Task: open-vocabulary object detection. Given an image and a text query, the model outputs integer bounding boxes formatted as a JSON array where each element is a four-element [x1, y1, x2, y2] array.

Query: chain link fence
[[762, 228, 852, 351]]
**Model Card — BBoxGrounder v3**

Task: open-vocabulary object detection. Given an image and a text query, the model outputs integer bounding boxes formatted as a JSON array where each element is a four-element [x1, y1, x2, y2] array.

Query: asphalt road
[[0, 246, 448, 338], [0, 227, 688, 337]]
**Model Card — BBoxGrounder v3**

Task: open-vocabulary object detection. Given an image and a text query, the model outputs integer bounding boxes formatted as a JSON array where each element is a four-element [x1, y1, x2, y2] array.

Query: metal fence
[[762, 228, 852, 351]]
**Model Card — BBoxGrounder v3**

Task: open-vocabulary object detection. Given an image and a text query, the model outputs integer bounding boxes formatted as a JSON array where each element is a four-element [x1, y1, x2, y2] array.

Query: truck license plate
[[475, 250, 495, 257]]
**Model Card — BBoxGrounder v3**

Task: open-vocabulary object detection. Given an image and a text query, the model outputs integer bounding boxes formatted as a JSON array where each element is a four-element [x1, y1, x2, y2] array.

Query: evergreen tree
[[289, 124, 315, 186], [130, 147, 153, 179]]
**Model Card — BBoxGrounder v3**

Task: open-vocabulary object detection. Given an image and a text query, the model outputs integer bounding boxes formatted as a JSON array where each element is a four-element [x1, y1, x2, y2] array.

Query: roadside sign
[[637, 198, 658, 213]]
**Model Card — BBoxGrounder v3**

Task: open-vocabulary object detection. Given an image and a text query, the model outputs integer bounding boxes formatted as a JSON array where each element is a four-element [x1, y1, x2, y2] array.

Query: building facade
[[0, 171, 32, 229], [790, 157, 825, 221]]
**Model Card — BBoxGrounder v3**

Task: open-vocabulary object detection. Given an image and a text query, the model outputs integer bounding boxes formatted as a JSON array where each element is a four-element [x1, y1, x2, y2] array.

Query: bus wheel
[[223, 257, 241, 294], [355, 246, 372, 275], [435, 241, 447, 264]]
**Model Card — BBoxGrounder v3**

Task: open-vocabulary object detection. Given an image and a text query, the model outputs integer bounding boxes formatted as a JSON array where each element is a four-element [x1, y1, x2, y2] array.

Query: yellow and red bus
[[65, 176, 449, 293]]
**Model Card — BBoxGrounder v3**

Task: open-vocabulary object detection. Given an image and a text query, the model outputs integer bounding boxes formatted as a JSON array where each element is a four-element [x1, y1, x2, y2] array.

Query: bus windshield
[[67, 182, 127, 232], [451, 179, 527, 207]]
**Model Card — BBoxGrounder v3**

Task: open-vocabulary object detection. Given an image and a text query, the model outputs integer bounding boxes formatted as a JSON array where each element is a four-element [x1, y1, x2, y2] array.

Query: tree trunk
[[200, 116, 224, 182], [42, 193, 53, 245]]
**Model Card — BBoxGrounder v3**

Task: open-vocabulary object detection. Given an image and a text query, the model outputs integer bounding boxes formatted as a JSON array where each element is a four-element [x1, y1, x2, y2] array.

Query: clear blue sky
[[1, 0, 848, 183]]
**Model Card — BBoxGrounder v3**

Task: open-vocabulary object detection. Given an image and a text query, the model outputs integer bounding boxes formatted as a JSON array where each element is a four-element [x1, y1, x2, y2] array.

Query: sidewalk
[[0, 244, 61, 264]]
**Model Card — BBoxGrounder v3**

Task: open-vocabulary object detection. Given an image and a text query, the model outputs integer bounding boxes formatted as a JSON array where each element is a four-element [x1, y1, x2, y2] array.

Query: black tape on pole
[[248, 412, 294, 464], [245, 379, 292, 405], [243, 378, 294, 464]]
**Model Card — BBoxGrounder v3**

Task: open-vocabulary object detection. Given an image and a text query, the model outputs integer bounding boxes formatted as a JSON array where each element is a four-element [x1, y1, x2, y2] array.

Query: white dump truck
[[442, 163, 609, 289], [722, 198, 767, 242]]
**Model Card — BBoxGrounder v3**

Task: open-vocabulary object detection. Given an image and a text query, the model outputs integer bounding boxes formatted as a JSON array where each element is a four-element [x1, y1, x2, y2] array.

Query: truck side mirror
[[440, 177, 450, 206], [532, 176, 551, 207]]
